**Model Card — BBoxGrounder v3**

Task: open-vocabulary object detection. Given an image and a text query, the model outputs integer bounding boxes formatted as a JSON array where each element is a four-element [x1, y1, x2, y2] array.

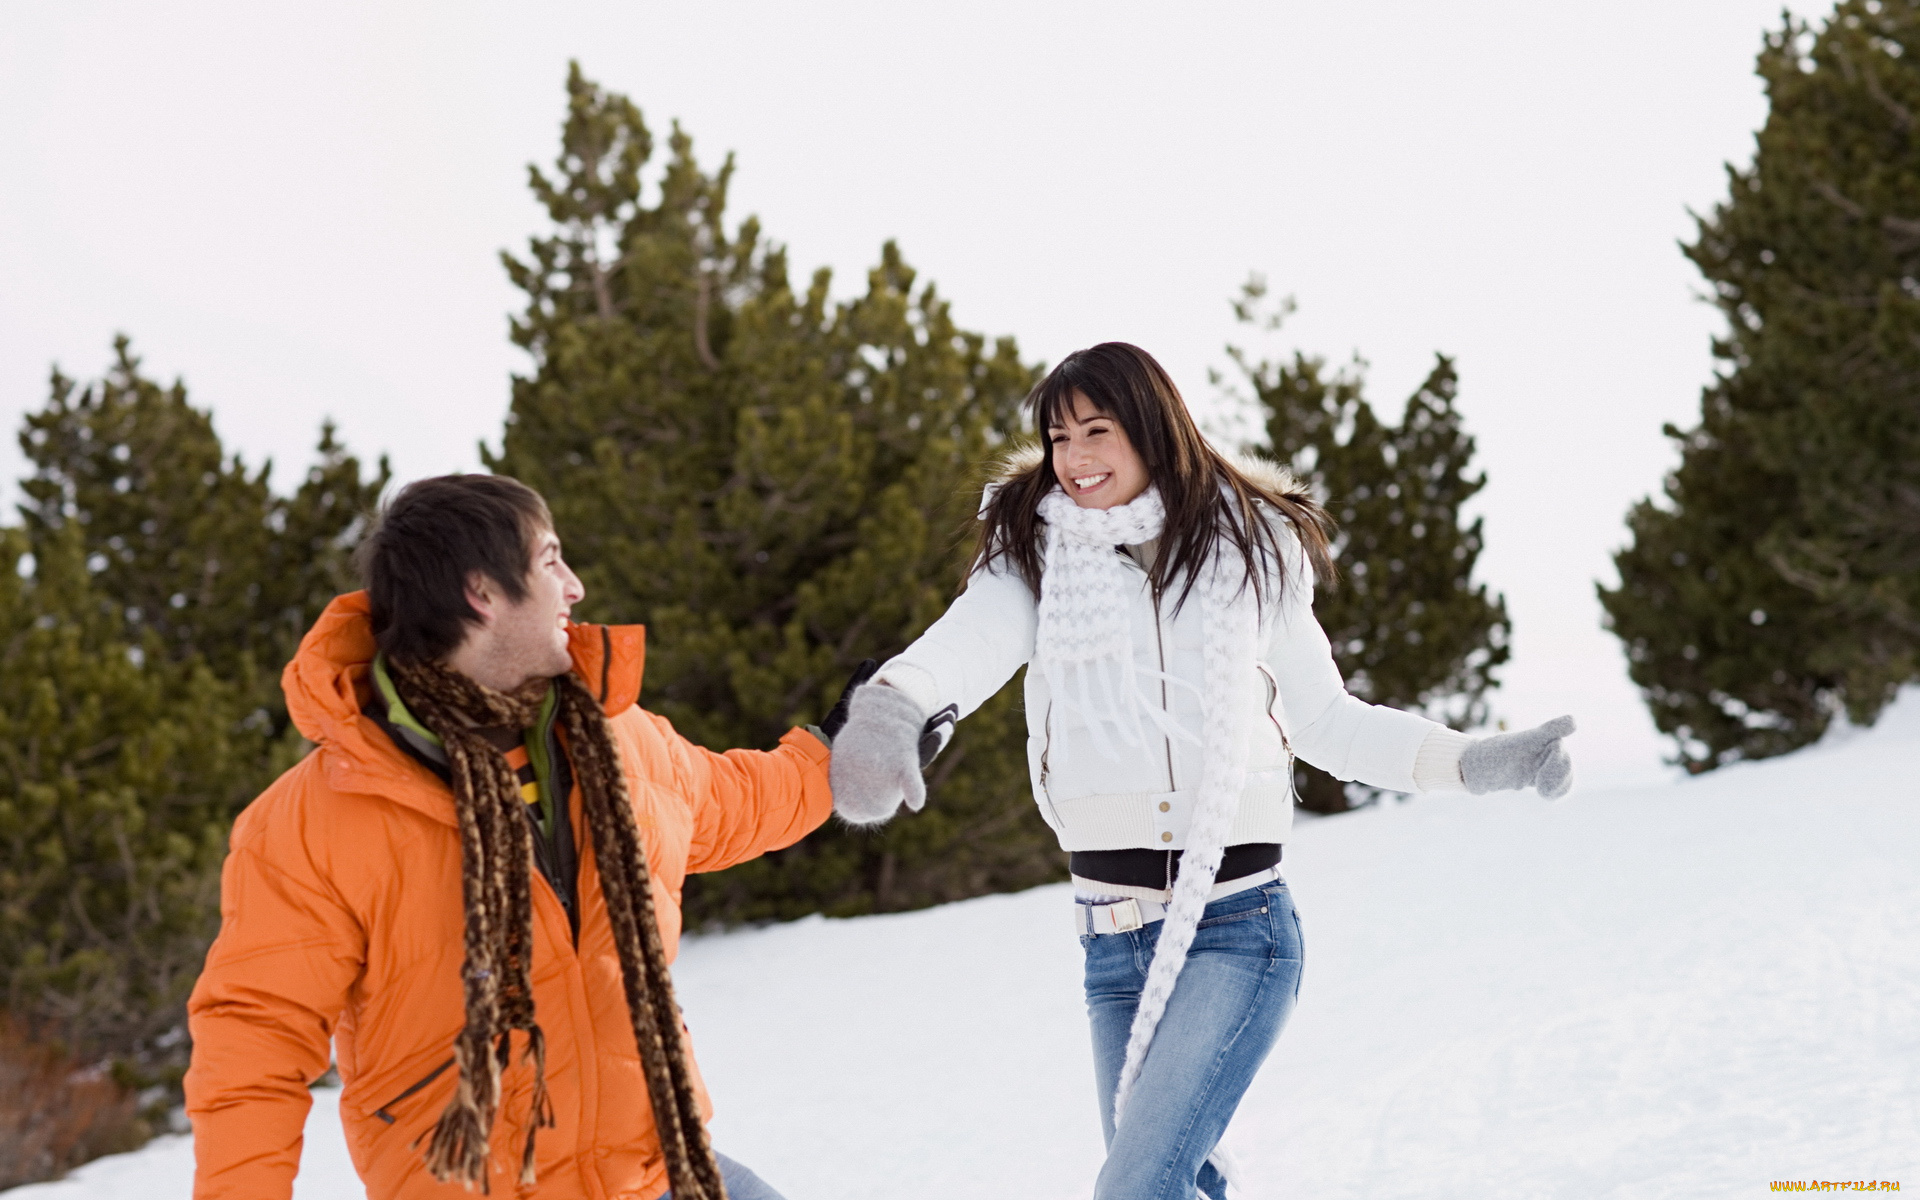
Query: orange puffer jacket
[[184, 593, 833, 1200]]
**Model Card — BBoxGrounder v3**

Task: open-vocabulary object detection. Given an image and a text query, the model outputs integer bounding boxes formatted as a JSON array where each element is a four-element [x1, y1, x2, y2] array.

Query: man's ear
[[464, 571, 498, 628]]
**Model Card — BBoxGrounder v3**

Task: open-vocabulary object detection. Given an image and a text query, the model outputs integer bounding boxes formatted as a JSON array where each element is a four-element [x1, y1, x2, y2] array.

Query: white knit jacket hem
[[1042, 778, 1297, 851]]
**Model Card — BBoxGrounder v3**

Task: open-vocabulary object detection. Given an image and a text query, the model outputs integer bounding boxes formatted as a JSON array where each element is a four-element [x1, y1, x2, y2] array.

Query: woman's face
[[1049, 390, 1150, 510]]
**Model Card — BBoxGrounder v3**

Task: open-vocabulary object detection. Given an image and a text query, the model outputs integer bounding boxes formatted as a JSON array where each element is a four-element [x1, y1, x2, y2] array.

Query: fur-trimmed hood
[[982, 441, 1313, 505]]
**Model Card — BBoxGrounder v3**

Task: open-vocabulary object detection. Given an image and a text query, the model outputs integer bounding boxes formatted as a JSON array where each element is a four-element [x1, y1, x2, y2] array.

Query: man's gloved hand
[[820, 660, 879, 742], [829, 683, 930, 825], [1460, 715, 1576, 799], [818, 662, 956, 767], [918, 703, 958, 769]]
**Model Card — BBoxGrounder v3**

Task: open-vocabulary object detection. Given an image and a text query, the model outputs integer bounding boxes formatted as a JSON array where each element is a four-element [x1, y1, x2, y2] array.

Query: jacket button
[[1158, 801, 1170, 812], [1161, 832, 1173, 843]]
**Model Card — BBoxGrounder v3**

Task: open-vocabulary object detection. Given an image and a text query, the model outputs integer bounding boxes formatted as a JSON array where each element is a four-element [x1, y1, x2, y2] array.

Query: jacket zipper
[[1120, 546, 1178, 794], [373, 1056, 456, 1125], [1152, 595, 1175, 793], [542, 721, 579, 945]]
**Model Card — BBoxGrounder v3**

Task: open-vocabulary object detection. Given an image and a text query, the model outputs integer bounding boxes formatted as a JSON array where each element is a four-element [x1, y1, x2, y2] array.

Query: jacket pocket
[[1253, 662, 1290, 753], [1253, 663, 1295, 804], [374, 1057, 456, 1126], [1196, 904, 1268, 930], [1035, 701, 1065, 829], [1039, 701, 1053, 787]]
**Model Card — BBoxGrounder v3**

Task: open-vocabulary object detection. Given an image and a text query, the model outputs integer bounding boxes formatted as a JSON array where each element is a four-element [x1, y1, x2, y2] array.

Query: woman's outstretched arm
[[1261, 532, 1467, 793], [1263, 530, 1573, 796], [872, 560, 1038, 721], [829, 561, 1037, 824]]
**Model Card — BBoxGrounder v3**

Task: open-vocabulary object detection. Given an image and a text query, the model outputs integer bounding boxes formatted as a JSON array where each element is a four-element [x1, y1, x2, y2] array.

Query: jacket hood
[[984, 441, 1311, 502], [281, 591, 647, 819]]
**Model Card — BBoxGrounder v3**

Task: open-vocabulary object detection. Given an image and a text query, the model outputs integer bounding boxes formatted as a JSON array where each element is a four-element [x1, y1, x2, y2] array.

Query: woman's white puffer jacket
[[875, 456, 1446, 852]]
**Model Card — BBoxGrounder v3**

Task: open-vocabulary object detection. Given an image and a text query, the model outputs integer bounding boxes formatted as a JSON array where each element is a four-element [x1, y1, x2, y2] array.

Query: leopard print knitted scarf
[[386, 655, 725, 1199]]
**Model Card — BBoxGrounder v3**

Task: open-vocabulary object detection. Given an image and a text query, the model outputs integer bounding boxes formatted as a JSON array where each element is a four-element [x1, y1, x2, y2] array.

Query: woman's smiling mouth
[[1073, 473, 1111, 492]]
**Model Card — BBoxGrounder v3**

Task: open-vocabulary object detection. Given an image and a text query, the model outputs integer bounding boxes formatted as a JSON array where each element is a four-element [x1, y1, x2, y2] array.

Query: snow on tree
[[1225, 281, 1509, 811], [20, 337, 388, 731], [488, 65, 1053, 922], [1, 340, 387, 1180], [1602, 1, 1920, 769]]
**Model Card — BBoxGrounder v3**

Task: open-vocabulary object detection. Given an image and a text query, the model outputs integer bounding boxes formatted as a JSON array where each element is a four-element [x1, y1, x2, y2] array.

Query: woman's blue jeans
[[655, 1151, 785, 1200], [1082, 878, 1304, 1200]]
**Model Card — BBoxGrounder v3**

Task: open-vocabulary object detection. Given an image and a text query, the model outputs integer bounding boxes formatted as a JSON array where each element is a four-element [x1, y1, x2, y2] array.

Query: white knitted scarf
[[1035, 485, 1262, 1134]]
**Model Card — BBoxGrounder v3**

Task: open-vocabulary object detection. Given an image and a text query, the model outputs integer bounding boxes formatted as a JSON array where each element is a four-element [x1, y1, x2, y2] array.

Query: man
[[185, 475, 839, 1200]]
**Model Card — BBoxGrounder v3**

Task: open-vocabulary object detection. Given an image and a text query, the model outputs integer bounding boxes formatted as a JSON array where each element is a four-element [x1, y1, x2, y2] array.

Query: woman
[[829, 342, 1573, 1200]]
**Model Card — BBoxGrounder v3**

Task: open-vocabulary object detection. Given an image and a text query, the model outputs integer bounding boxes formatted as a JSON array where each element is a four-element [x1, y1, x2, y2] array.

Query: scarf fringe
[[1109, 558, 1260, 1124], [386, 657, 726, 1199], [421, 1033, 501, 1192], [521, 1026, 556, 1185], [1030, 487, 1266, 1132]]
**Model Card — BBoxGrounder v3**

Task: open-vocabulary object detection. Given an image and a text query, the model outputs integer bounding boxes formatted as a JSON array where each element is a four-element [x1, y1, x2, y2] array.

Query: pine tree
[[1604, 425, 1835, 768], [489, 65, 1050, 923], [0, 523, 276, 1089], [20, 338, 389, 725], [0, 344, 383, 1178], [1226, 283, 1510, 811], [1600, 2, 1920, 768]]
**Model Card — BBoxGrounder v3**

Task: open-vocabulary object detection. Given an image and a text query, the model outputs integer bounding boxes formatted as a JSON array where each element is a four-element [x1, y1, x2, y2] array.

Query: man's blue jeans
[[1083, 879, 1305, 1200], [655, 1151, 786, 1200]]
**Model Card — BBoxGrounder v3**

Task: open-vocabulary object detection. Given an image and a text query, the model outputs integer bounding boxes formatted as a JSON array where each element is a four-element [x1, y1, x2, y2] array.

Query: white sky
[[0, 1, 1808, 787]]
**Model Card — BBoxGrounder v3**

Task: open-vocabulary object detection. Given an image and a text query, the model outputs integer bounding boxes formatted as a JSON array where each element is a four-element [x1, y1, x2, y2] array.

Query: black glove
[[820, 659, 880, 742], [918, 703, 958, 769]]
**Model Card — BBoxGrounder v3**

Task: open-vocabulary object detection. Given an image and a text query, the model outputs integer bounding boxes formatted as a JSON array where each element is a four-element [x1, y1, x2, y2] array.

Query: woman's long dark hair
[[970, 342, 1335, 612]]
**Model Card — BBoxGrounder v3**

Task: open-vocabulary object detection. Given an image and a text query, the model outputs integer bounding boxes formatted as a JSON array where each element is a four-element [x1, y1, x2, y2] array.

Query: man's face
[[484, 526, 585, 686]]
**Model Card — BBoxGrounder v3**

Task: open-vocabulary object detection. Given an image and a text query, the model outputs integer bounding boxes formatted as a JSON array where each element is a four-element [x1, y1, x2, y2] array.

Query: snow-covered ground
[[13, 695, 1920, 1199]]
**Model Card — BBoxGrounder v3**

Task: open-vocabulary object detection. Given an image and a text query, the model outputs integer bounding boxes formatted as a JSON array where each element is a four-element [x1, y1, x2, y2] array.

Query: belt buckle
[[1074, 898, 1147, 937]]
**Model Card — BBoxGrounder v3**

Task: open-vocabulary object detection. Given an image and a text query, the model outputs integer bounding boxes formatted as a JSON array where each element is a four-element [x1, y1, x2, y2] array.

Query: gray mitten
[[1460, 715, 1576, 799], [829, 684, 928, 825]]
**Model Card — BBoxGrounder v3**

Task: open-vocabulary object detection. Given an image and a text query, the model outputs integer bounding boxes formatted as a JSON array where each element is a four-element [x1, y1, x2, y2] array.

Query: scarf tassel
[[520, 1025, 556, 1186], [388, 656, 726, 1199], [421, 1034, 500, 1193], [1032, 486, 1266, 1133]]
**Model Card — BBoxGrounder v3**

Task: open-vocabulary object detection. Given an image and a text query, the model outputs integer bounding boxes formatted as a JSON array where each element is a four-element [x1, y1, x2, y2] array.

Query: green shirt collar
[[372, 652, 442, 746], [371, 652, 560, 742]]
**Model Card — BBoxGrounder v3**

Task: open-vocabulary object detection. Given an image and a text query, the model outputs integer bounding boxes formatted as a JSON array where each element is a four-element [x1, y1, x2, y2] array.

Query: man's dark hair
[[358, 474, 553, 663]]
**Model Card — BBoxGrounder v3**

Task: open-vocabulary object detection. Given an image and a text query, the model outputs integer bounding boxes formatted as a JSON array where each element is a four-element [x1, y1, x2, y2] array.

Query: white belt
[[1072, 866, 1281, 937], [1074, 895, 1167, 936]]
